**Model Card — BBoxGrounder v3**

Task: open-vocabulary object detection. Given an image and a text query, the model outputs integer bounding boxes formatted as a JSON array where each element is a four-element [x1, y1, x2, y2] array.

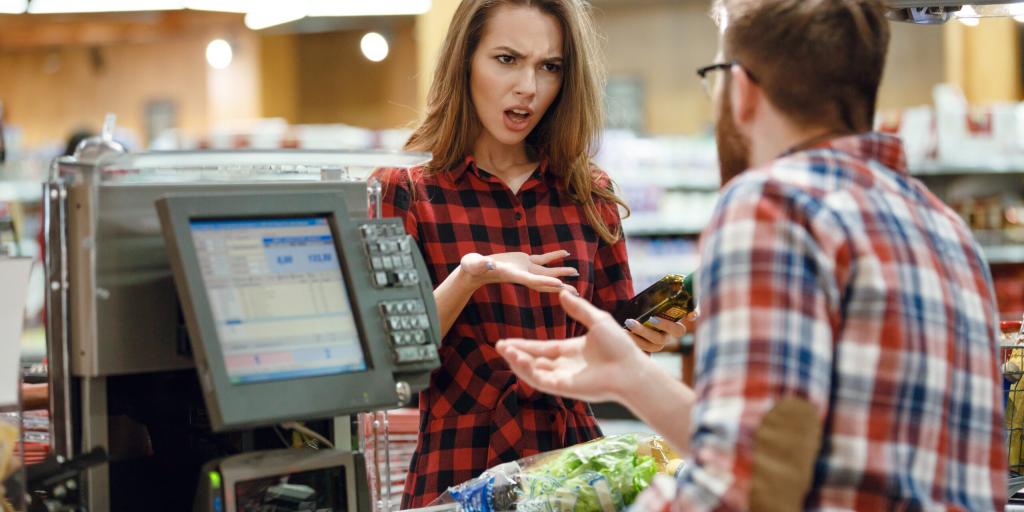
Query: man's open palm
[[496, 290, 648, 404]]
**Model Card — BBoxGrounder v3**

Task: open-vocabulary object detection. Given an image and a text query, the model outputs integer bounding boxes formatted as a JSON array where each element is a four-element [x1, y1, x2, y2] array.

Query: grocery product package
[[427, 433, 684, 512]]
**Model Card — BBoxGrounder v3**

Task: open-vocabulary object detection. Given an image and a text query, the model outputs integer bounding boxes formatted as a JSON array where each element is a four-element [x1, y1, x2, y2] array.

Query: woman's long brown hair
[[405, 0, 629, 244]]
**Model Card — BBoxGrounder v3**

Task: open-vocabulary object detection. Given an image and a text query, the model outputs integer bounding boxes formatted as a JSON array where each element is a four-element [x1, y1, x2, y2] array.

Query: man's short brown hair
[[714, 0, 891, 132]]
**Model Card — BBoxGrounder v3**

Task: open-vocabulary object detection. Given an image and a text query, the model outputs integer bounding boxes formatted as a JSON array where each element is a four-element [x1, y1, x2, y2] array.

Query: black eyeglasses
[[696, 60, 757, 98]]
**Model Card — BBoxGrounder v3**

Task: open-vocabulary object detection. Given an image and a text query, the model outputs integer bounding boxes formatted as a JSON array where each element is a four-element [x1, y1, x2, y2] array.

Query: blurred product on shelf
[[149, 118, 415, 155], [0, 101, 6, 165], [624, 238, 698, 292], [993, 267, 1024, 320], [596, 130, 719, 189], [876, 84, 1024, 172]]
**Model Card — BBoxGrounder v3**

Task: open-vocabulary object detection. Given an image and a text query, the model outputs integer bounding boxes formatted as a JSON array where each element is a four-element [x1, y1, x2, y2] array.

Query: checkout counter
[[40, 126, 458, 511]]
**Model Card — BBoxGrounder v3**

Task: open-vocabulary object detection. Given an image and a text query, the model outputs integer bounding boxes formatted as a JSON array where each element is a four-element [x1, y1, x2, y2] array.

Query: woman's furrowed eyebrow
[[491, 45, 525, 58], [490, 45, 563, 62]]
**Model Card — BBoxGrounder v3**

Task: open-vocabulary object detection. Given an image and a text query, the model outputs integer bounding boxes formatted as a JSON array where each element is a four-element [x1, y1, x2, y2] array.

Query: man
[[496, 0, 1007, 509]]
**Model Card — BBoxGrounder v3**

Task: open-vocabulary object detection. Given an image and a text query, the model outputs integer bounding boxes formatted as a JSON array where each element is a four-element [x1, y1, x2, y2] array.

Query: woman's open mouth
[[503, 108, 532, 131]]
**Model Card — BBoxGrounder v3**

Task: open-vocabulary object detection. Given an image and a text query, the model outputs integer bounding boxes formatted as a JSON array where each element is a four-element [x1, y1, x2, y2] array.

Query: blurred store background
[[1, 1, 1024, 490]]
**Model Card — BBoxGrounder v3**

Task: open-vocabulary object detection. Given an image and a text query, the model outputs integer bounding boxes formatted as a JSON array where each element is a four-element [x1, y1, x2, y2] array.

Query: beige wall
[[878, 22, 947, 111], [0, 5, 984, 149], [260, 24, 420, 130], [944, 18, 1022, 104], [0, 38, 210, 149], [293, 25, 419, 129], [595, 1, 948, 134], [595, 1, 718, 134]]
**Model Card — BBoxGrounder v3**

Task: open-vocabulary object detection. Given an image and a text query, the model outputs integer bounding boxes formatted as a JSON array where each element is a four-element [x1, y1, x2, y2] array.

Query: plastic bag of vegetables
[[427, 433, 684, 512]]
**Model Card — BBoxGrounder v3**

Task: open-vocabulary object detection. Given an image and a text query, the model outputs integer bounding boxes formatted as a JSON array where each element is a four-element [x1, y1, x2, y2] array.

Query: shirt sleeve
[[369, 167, 419, 242], [668, 176, 842, 511], [589, 176, 634, 314]]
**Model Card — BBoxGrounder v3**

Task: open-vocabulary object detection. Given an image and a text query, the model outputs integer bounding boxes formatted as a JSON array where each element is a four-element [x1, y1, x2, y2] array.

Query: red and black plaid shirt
[[373, 156, 634, 508]]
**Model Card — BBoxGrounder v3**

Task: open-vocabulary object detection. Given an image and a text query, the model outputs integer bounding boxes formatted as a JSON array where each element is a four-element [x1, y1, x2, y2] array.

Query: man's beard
[[714, 91, 751, 186]]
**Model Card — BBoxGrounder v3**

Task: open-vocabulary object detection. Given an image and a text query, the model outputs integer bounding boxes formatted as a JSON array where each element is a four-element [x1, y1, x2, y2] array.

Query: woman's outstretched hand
[[460, 250, 579, 295]]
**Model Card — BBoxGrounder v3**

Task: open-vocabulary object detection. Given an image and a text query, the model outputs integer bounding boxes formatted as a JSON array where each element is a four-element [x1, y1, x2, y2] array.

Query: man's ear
[[730, 65, 759, 125]]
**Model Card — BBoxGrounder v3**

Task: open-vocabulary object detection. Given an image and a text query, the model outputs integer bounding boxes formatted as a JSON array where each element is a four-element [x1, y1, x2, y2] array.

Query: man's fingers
[[499, 346, 545, 385], [497, 339, 566, 359], [530, 357, 561, 372], [558, 290, 611, 328], [530, 250, 570, 265]]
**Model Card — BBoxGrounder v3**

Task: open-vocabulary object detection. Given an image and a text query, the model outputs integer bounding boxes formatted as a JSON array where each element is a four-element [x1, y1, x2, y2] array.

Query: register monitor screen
[[189, 217, 366, 384], [158, 191, 441, 432]]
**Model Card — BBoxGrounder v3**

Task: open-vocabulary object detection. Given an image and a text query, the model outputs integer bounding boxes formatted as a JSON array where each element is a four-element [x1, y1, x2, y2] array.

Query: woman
[[372, 0, 686, 507]]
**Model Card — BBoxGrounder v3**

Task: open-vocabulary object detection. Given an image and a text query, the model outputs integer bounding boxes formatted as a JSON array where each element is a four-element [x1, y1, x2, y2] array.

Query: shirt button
[[515, 212, 523, 221], [549, 413, 557, 422]]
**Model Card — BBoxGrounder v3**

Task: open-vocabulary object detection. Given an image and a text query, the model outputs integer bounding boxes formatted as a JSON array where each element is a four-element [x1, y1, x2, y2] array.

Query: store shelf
[[608, 168, 720, 192], [616, 178, 719, 192], [623, 222, 705, 237], [911, 163, 1024, 176], [983, 244, 1024, 265]]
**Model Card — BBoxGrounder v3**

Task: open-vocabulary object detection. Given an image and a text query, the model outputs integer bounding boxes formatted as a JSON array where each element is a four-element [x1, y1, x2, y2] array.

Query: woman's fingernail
[[485, 261, 496, 271], [570, 270, 580, 277], [625, 319, 640, 329], [563, 250, 571, 256], [647, 317, 661, 325]]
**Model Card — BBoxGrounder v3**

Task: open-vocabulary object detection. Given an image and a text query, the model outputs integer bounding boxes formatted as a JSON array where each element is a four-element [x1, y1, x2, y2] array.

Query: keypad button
[[422, 345, 437, 360], [374, 272, 389, 287]]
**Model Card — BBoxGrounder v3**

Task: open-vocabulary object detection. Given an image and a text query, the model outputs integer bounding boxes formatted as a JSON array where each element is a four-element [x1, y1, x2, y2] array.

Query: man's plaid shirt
[[634, 133, 1006, 511]]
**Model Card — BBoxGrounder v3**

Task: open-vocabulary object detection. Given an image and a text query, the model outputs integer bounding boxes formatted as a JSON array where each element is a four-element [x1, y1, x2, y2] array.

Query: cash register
[[42, 140, 449, 511], [155, 191, 441, 511]]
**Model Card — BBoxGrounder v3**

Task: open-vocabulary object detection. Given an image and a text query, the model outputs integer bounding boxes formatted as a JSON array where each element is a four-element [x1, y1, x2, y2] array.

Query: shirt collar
[[447, 155, 551, 184], [802, 132, 909, 176]]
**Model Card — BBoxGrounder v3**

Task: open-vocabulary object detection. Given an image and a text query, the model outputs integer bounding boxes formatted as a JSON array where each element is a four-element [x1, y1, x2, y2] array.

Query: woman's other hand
[[624, 316, 688, 353]]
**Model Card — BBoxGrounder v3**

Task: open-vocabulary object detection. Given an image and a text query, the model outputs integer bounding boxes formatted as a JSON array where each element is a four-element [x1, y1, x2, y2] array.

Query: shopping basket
[[1000, 320, 1024, 497]]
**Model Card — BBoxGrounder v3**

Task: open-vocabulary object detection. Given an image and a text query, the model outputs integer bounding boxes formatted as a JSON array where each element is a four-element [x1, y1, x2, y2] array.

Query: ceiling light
[[28, 0, 183, 13], [956, 4, 981, 25], [0, 0, 26, 14], [206, 39, 233, 69], [244, 1, 307, 30], [307, 0, 431, 17], [360, 32, 389, 62]]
